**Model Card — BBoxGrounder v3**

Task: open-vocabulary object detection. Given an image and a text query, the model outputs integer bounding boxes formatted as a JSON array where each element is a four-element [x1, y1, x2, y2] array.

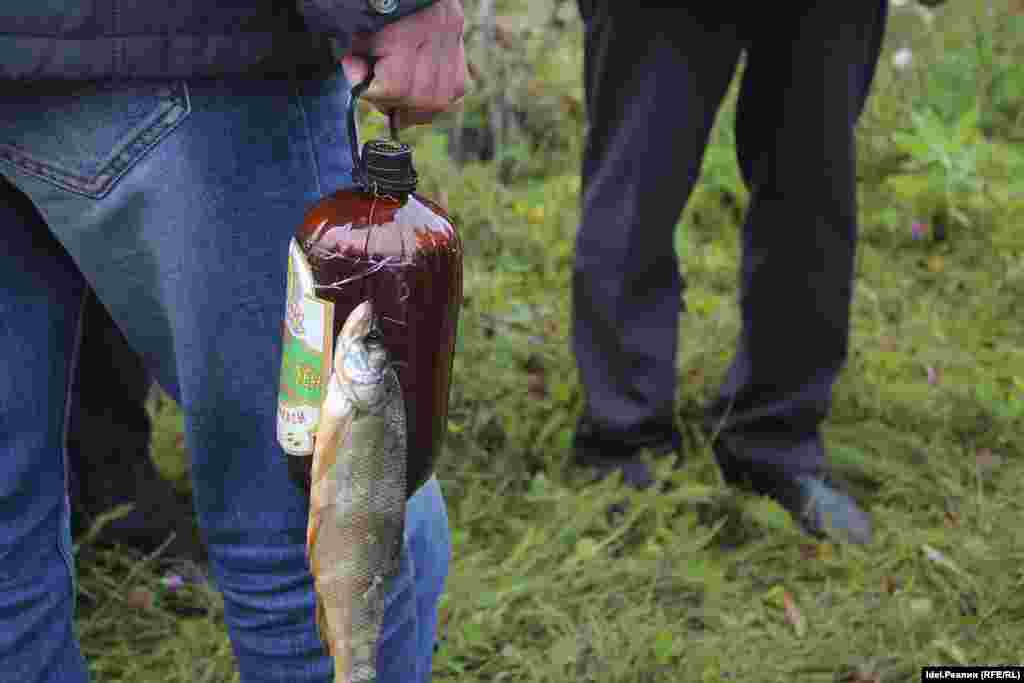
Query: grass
[[75, 1, 1024, 681]]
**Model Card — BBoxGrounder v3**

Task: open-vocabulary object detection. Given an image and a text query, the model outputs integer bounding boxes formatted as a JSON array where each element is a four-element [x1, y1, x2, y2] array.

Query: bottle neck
[[346, 69, 417, 199], [360, 140, 418, 199]]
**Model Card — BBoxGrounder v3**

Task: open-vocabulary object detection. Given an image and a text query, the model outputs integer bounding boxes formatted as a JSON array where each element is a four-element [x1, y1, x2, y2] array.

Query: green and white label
[[277, 239, 335, 456]]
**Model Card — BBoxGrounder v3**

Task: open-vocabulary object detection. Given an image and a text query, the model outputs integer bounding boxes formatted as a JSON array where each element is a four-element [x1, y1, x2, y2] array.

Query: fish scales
[[307, 300, 407, 683]]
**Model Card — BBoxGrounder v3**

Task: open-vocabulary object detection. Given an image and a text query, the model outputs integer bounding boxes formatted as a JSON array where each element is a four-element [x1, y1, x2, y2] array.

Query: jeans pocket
[[0, 80, 190, 199]]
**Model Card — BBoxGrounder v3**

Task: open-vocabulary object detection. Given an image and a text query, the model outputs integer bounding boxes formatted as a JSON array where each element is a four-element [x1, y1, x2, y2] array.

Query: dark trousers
[[572, 1, 888, 476], [67, 290, 154, 535], [66, 289, 205, 562]]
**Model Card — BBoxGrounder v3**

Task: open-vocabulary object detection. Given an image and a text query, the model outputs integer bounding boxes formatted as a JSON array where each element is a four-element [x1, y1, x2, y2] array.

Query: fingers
[[434, 0, 465, 107], [342, 0, 467, 129], [339, 55, 371, 91], [450, 33, 468, 102], [364, 49, 416, 108], [432, 15, 458, 110], [406, 37, 440, 110]]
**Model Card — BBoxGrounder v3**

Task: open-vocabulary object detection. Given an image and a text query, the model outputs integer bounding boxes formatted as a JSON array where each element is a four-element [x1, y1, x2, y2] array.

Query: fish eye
[[363, 324, 384, 345]]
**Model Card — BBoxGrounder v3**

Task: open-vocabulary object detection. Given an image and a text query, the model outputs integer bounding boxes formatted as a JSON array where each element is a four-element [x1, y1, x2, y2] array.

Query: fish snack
[[307, 301, 407, 683]]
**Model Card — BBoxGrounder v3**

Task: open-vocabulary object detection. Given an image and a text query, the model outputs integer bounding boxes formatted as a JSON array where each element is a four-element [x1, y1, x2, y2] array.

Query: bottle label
[[277, 239, 335, 456]]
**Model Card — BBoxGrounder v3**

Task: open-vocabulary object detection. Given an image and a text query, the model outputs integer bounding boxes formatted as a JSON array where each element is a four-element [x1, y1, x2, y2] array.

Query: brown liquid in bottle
[[296, 188, 462, 499]]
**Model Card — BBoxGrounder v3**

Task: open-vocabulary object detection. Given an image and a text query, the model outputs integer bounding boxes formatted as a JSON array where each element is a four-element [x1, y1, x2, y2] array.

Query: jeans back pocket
[[0, 80, 190, 199]]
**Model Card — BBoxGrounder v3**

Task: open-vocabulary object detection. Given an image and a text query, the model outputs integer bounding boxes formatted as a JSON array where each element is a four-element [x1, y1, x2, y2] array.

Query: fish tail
[[315, 599, 333, 657]]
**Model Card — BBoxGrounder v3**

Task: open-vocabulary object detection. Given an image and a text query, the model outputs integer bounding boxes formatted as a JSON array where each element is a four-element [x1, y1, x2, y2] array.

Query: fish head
[[333, 301, 392, 411]]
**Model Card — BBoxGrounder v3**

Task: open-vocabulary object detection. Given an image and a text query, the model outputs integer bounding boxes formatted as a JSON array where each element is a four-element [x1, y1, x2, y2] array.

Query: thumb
[[340, 55, 370, 88]]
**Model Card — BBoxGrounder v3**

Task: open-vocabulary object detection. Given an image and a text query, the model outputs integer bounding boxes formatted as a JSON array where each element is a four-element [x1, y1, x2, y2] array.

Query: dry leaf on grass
[[943, 510, 961, 528], [782, 590, 807, 638], [125, 587, 155, 610], [975, 448, 1004, 472]]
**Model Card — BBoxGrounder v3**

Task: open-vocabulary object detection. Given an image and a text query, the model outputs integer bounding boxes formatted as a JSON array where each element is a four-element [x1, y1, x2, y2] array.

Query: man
[[571, 2, 887, 545], [0, 1, 466, 682]]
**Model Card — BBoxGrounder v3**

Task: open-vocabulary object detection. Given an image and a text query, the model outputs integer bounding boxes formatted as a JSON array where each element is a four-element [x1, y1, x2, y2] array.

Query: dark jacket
[[0, 0, 435, 80]]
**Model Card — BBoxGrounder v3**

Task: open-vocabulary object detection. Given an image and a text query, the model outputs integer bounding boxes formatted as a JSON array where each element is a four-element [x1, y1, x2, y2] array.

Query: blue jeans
[[0, 70, 449, 683]]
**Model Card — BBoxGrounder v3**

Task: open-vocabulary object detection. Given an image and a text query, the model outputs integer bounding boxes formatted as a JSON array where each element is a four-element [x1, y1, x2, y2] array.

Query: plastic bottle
[[277, 72, 462, 499]]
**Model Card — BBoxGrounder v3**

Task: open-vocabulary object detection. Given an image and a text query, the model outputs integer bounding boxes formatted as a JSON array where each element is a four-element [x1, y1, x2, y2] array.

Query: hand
[[340, 0, 468, 130]]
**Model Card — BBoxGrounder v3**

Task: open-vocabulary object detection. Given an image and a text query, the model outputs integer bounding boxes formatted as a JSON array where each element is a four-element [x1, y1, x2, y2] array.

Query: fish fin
[[306, 509, 322, 568], [339, 301, 374, 348], [311, 408, 354, 511], [316, 597, 333, 657], [312, 404, 351, 483]]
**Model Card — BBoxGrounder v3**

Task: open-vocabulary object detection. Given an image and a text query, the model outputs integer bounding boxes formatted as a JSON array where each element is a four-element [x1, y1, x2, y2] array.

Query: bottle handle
[[347, 57, 375, 190], [347, 57, 400, 190]]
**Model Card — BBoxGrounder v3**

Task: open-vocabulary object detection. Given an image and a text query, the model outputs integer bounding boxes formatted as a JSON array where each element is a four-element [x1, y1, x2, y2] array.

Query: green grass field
[[75, 2, 1024, 681]]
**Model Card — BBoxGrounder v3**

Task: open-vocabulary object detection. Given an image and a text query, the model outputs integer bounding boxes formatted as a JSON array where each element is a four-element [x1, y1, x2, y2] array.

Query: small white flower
[[890, 0, 908, 7], [892, 47, 914, 70]]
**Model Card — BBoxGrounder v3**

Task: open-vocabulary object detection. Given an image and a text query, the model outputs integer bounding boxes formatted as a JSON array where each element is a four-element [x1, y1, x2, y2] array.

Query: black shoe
[[71, 453, 208, 564], [713, 437, 873, 545], [576, 450, 662, 491], [572, 418, 685, 492], [74, 493, 208, 564]]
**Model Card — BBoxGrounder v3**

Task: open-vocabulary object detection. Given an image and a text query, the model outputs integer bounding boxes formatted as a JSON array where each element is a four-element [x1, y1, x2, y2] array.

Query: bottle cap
[[362, 139, 418, 197]]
